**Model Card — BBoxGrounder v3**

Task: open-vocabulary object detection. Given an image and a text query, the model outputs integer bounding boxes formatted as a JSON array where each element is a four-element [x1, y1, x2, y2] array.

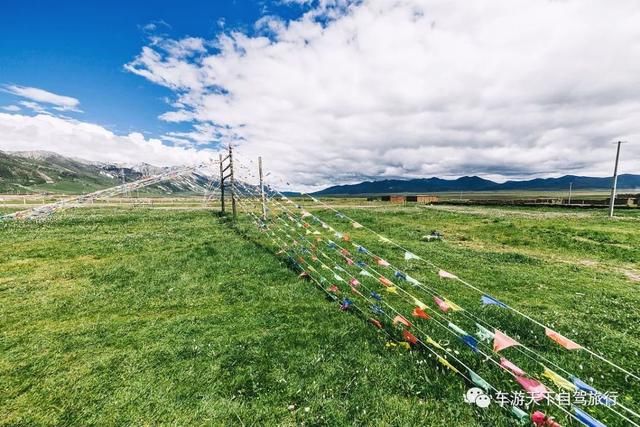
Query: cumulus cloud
[[3, 85, 82, 112], [0, 113, 213, 166], [1, 105, 21, 112], [127, 0, 638, 189]]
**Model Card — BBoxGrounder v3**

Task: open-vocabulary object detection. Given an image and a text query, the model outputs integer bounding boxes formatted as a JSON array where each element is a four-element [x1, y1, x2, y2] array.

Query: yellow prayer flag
[[437, 356, 460, 374], [426, 336, 445, 351], [542, 366, 576, 391]]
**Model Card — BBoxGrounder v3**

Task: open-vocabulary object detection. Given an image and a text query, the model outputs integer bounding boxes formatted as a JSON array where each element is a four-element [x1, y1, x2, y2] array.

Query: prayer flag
[[448, 322, 467, 336], [404, 251, 419, 261], [356, 261, 367, 268], [327, 241, 337, 249], [359, 269, 373, 277], [352, 221, 363, 228], [426, 336, 445, 350], [468, 370, 491, 391], [437, 356, 460, 374], [301, 210, 312, 218], [493, 330, 520, 352], [413, 298, 427, 310], [476, 323, 495, 342], [379, 276, 393, 287], [542, 366, 576, 391], [406, 275, 420, 286], [481, 294, 508, 308], [370, 291, 382, 301], [394, 271, 407, 281], [369, 318, 383, 329], [393, 315, 412, 328], [444, 298, 463, 311], [510, 407, 529, 424], [461, 335, 478, 352], [334, 232, 343, 239], [345, 258, 354, 266], [298, 271, 309, 278], [500, 357, 525, 376], [340, 298, 353, 311], [399, 342, 411, 350], [340, 248, 351, 256], [515, 376, 548, 401], [375, 257, 390, 267], [545, 328, 582, 350], [327, 285, 340, 294], [402, 330, 418, 345], [334, 273, 344, 282], [438, 269, 458, 280], [379, 236, 391, 243], [342, 234, 350, 242], [573, 407, 606, 427], [385, 286, 398, 294], [412, 307, 429, 319], [434, 296, 449, 312], [371, 304, 385, 315], [349, 278, 360, 287], [357, 245, 368, 254]]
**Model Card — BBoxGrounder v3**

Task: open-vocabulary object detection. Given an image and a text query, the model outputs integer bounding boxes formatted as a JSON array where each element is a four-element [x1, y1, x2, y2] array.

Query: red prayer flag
[[379, 276, 393, 287], [434, 296, 449, 312], [393, 315, 412, 328], [500, 357, 525, 376], [515, 376, 548, 402], [403, 330, 418, 345], [412, 307, 430, 319], [369, 318, 383, 329]]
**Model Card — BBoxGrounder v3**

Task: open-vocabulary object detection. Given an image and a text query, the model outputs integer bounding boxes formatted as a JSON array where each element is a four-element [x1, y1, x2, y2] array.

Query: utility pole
[[608, 141, 624, 218], [258, 156, 267, 221], [219, 153, 225, 214], [228, 145, 237, 219], [568, 182, 572, 205]]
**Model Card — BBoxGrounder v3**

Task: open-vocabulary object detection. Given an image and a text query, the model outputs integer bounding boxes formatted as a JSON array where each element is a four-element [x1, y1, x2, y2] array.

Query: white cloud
[[1, 105, 21, 112], [3, 85, 82, 112], [0, 113, 213, 166]]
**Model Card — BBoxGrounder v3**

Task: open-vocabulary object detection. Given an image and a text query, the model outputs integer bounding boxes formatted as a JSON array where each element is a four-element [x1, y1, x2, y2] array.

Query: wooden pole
[[219, 153, 225, 214], [229, 145, 237, 219], [608, 141, 623, 218], [259, 156, 267, 221]]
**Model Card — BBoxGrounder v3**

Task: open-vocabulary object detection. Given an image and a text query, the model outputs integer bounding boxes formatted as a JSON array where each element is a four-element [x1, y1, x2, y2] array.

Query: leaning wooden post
[[258, 156, 267, 221], [219, 153, 225, 215], [229, 145, 237, 219]]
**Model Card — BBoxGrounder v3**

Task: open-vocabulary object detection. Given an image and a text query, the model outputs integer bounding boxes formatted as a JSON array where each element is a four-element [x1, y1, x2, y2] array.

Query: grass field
[[1, 203, 639, 426]]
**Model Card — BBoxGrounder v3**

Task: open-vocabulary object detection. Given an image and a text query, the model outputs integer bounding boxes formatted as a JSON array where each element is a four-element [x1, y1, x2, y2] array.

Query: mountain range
[[0, 150, 210, 194], [314, 174, 640, 195]]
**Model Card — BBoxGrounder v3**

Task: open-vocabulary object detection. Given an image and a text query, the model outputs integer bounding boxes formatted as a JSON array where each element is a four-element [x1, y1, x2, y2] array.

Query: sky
[[1, 0, 639, 189]]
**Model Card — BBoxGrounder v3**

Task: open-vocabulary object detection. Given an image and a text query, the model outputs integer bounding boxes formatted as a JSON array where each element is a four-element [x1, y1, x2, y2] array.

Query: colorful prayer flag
[[493, 329, 520, 352], [349, 278, 360, 287], [340, 248, 351, 256], [379, 276, 393, 287], [542, 366, 576, 391], [573, 407, 606, 427], [434, 296, 449, 312], [412, 307, 429, 319], [385, 286, 398, 294], [402, 330, 418, 345], [545, 328, 582, 350], [340, 298, 352, 311], [406, 275, 420, 286], [481, 294, 508, 308], [369, 318, 383, 329], [444, 298, 463, 311], [371, 304, 385, 315], [426, 336, 445, 350], [438, 269, 458, 280], [357, 245, 368, 254], [500, 357, 525, 376], [413, 298, 427, 310], [359, 269, 373, 277], [404, 251, 419, 261], [476, 323, 494, 342], [352, 221, 363, 228], [394, 271, 407, 281], [345, 258, 354, 265], [370, 291, 382, 301], [468, 369, 491, 391], [437, 356, 460, 374], [375, 257, 390, 267], [334, 273, 344, 282], [515, 376, 548, 401], [379, 236, 391, 244], [393, 315, 412, 328]]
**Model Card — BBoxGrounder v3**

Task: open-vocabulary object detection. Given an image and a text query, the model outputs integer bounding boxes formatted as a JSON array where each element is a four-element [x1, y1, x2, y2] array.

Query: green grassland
[[1, 203, 639, 426]]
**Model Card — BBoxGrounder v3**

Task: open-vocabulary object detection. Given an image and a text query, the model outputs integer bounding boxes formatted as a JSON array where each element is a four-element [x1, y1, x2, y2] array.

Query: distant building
[[390, 195, 406, 204], [417, 195, 439, 204]]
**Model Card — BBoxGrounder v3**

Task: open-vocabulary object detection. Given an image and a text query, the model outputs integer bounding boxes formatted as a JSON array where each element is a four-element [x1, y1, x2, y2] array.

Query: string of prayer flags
[[412, 307, 430, 319], [402, 330, 418, 345], [394, 271, 407, 281], [500, 357, 526, 376], [375, 256, 390, 267], [438, 269, 458, 280], [515, 376, 548, 402], [476, 323, 495, 342], [404, 251, 419, 261], [573, 407, 606, 427], [545, 328, 582, 350], [438, 356, 460, 374], [542, 366, 576, 391], [369, 318, 383, 329], [379, 276, 394, 287], [493, 330, 520, 352], [468, 369, 492, 392], [393, 315, 412, 328], [352, 221, 363, 229], [481, 294, 508, 308]]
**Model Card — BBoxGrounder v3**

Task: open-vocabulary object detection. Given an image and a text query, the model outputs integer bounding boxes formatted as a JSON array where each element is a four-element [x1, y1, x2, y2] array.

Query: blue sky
[[1, 0, 639, 188], [0, 0, 307, 137]]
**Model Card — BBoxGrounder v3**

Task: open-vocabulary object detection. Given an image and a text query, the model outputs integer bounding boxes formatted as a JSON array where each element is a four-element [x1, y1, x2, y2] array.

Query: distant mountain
[[314, 174, 640, 195], [0, 150, 212, 194]]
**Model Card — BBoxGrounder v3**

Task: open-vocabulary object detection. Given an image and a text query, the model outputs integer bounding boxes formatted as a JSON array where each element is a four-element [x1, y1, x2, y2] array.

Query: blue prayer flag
[[481, 294, 508, 308], [573, 407, 606, 427]]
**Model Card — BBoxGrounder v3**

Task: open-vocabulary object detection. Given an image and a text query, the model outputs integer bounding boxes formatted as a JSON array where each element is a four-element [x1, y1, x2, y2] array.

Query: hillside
[[314, 174, 640, 195], [0, 150, 210, 195]]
